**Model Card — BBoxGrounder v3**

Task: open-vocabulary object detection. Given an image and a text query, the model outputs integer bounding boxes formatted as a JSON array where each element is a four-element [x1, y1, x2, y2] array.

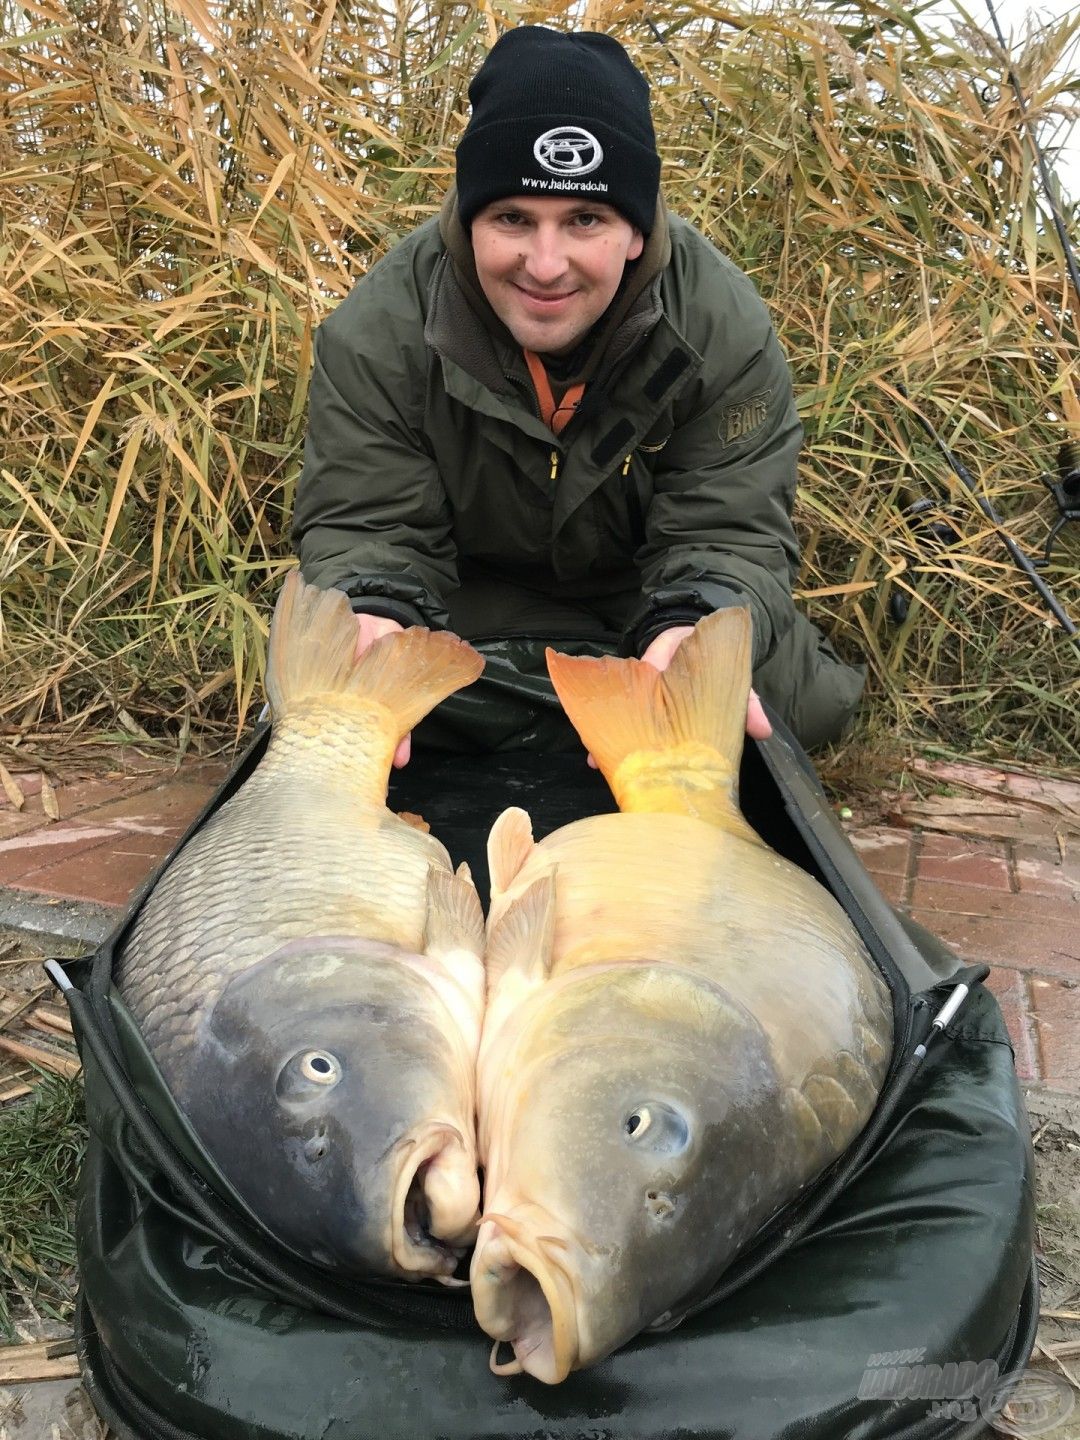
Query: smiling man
[[470, 199, 643, 361], [292, 26, 864, 759]]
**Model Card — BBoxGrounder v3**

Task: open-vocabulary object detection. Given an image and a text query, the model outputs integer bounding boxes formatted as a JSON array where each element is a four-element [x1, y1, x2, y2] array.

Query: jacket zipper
[[547, 450, 633, 486]]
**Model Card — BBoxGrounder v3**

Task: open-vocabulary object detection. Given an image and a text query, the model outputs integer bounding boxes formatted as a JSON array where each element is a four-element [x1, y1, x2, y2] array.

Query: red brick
[[75, 781, 219, 835], [0, 809, 43, 840], [52, 773, 163, 820], [102, 830, 180, 860], [0, 823, 117, 884], [848, 827, 913, 876], [983, 967, 1039, 1081], [176, 759, 230, 788], [10, 840, 155, 908], [911, 878, 1080, 927], [0, 771, 42, 806], [916, 833, 1011, 890], [866, 870, 907, 906], [1028, 976, 1080, 1092], [1013, 844, 1080, 899], [907, 908, 1080, 984]]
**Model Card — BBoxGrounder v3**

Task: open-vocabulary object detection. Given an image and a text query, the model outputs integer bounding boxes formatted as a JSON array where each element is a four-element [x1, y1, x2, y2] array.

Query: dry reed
[[1, 0, 1078, 764]]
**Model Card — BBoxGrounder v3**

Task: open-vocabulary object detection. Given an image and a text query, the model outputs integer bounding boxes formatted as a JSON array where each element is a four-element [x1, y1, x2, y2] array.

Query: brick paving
[[849, 825, 1080, 1090], [0, 754, 1077, 1091]]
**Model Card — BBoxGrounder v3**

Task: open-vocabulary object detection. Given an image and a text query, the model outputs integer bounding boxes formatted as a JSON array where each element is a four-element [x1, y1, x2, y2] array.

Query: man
[[292, 26, 864, 764]]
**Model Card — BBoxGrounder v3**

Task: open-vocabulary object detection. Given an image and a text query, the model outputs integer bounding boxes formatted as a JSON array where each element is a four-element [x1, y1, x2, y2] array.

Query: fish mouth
[[390, 1123, 480, 1279], [470, 1214, 580, 1384]]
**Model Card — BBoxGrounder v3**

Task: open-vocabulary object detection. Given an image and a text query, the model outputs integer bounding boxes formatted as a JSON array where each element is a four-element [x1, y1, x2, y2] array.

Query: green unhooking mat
[[49, 721, 1037, 1440]]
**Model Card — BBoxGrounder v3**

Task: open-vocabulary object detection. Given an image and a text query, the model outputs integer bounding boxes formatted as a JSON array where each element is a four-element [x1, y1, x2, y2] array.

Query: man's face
[[471, 197, 644, 356]]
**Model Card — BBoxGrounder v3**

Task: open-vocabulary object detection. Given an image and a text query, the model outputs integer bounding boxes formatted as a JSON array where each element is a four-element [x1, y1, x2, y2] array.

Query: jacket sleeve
[[627, 304, 803, 668], [291, 304, 458, 629]]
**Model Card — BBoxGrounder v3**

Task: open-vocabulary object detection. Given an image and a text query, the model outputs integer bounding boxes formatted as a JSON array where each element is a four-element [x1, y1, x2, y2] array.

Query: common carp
[[116, 572, 486, 1280], [471, 608, 893, 1381]]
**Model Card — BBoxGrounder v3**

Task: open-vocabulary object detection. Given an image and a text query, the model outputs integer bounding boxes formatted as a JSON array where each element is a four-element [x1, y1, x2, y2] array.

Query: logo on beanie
[[533, 126, 604, 177]]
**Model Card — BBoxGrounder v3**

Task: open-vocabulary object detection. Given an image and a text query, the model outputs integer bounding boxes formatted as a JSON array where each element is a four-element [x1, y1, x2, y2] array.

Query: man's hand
[[354, 612, 411, 768], [640, 624, 772, 739]]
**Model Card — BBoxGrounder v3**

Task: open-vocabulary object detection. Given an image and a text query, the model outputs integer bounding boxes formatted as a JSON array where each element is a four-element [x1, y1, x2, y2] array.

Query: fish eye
[[622, 1102, 691, 1155], [625, 1108, 652, 1139], [277, 1050, 344, 1103], [300, 1051, 340, 1085]]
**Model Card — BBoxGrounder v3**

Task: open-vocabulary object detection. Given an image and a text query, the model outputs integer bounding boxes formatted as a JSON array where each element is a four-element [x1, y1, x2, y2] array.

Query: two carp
[[115, 572, 892, 1383]]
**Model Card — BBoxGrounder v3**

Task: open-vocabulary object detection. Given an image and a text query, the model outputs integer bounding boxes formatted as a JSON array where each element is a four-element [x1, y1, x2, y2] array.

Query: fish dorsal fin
[[424, 865, 485, 960], [485, 872, 557, 990], [487, 807, 536, 899], [545, 609, 755, 829], [266, 571, 484, 734]]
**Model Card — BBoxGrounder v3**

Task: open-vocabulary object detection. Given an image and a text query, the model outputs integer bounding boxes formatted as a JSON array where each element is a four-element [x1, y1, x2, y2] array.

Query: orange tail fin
[[546, 609, 754, 827]]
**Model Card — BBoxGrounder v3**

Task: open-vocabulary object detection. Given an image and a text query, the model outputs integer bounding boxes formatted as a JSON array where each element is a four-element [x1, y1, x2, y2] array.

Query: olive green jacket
[[292, 210, 803, 666]]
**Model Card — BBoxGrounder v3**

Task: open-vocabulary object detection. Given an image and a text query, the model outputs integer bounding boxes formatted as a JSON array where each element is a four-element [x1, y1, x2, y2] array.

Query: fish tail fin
[[545, 609, 753, 825], [266, 572, 484, 736]]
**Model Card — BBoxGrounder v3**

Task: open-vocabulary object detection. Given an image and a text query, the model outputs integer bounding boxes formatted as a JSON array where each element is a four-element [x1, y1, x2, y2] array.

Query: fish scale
[[113, 572, 487, 1280], [116, 782, 445, 1081]]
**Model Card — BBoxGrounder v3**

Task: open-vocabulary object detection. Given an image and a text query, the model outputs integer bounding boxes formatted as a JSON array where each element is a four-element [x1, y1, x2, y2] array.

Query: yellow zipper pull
[[621, 454, 633, 476], [550, 449, 560, 483]]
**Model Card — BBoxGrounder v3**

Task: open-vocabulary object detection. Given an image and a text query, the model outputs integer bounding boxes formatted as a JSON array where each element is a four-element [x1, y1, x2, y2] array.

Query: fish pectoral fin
[[424, 865, 485, 959], [487, 807, 535, 898], [396, 810, 431, 833], [485, 871, 557, 987]]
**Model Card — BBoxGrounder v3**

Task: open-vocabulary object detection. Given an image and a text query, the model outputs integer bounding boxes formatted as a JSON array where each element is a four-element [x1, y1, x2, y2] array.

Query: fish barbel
[[116, 572, 486, 1279], [470, 608, 893, 1381]]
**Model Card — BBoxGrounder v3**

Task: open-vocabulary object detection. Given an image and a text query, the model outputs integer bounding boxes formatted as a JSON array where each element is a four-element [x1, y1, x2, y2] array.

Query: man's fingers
[[746, 689, 772, 741], [352, 613, 412, 765], [639, 624, 694, 674], [354, 611, 405, 658], [585, 641, 770, 759], [586, 752, 598, 769]]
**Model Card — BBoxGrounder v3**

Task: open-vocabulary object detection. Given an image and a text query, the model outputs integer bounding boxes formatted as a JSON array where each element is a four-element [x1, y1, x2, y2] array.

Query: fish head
[[178, 938, 479, 1280], [473, 966, 797, 1381]]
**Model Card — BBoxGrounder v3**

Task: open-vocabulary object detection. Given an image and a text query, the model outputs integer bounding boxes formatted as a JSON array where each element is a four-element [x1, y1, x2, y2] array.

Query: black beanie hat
[[455, 27, 661, 236]]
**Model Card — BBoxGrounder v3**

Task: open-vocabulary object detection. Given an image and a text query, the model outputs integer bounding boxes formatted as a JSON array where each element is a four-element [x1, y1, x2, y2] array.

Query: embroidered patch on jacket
[[721, 391, 771, 444]]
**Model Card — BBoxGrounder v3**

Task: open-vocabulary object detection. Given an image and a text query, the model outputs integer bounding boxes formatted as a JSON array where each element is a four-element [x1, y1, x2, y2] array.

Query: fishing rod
[[982, 0, 1080, 567], [896, 384, 1080, 651], [891, 8, 1080, 647]]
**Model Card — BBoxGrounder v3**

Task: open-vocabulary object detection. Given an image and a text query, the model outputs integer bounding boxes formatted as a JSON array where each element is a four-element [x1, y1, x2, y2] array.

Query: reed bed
[[1, 0, 1078, 765], [0, 1073, 84, 1335]]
